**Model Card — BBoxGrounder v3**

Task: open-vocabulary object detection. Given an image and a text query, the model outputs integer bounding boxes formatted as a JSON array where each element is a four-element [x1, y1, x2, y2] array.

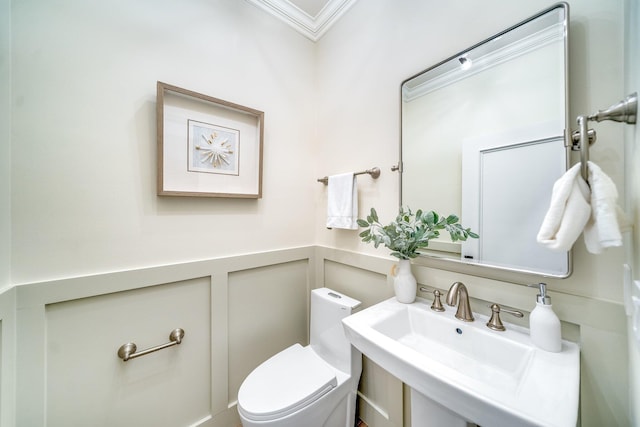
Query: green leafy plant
[[357, 207, 479, 260]]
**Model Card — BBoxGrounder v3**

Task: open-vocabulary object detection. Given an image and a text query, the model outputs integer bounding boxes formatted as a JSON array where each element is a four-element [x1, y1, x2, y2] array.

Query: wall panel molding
[[45, 278, 213, 426], [0, 288, 16, 427], [2, 245, 630, 426], [16, 247, 315, 307], [13, 246, 314, 427]]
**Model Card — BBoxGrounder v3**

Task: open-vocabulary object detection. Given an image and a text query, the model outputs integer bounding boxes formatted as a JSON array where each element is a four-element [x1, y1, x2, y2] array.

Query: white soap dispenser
[[529, 283, 562, 352]]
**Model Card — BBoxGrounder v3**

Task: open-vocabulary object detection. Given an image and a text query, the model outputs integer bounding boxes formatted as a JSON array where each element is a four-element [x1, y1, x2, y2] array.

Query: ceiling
[[245, 0, 359, 41], [289, 0, 329, 16]]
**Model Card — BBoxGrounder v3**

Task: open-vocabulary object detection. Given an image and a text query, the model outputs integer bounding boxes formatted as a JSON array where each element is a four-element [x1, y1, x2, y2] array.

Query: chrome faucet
[[445, 281, 474, 322]]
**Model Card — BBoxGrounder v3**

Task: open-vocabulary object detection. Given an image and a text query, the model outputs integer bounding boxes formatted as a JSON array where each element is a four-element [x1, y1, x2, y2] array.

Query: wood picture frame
[[157, 82, 264, 198]]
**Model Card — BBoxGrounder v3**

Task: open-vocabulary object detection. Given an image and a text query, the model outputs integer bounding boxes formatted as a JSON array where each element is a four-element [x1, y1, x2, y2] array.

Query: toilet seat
[[238, 343, 338, 422]]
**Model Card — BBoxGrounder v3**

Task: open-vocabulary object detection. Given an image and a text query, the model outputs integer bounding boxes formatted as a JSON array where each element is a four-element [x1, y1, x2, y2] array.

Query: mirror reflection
[[401, 3, 570, 277]]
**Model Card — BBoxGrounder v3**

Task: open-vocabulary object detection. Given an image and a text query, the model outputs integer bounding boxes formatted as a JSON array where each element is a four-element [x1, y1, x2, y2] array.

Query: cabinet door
[[45, 278, 212, 427]]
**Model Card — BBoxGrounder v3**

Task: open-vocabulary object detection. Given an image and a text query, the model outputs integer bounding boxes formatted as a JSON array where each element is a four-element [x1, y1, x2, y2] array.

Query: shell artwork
[[195, 132, 235, 168]]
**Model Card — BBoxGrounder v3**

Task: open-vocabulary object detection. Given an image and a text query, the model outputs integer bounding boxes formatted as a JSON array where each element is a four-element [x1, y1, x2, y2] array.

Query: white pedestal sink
[[342, 297, 580, 427]]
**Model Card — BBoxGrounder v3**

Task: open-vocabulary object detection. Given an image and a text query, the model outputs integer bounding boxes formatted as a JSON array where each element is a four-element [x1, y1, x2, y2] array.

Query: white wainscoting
[[320, 255, 404, 426], [1, 246, 629, 427], [14, 247, 316, 427], [0, 288, 16, 427], [45, 277, 213, 426]]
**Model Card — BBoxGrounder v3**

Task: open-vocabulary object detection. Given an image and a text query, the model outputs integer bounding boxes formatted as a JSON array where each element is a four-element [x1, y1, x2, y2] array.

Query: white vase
[[391, 259, 417, 303]]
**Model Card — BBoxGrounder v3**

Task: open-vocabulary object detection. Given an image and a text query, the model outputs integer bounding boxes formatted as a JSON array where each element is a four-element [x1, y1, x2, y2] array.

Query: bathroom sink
[[342, 297, 580, 427], [372, 301, 534, 393]]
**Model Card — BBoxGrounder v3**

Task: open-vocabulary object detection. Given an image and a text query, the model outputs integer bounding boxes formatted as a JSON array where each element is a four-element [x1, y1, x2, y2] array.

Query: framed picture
[[157, 82, 264, 198]]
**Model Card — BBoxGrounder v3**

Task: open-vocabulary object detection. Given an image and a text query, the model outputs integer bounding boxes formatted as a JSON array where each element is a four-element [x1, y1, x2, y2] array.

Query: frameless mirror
[[401, 3, 571, 277]]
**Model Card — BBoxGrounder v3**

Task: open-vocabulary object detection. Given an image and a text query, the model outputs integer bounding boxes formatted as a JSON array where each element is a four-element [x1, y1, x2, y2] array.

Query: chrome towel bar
[[317, 167, 380, 184], [117, 328, 185, 362]]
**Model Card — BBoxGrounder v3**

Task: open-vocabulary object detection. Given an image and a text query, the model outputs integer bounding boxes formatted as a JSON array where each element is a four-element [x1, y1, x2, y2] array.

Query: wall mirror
[[401, 3, 571, 278]]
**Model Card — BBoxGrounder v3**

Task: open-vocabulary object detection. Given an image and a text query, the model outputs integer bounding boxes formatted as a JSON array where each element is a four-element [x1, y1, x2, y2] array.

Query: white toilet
[[237, 287, 362, 427]]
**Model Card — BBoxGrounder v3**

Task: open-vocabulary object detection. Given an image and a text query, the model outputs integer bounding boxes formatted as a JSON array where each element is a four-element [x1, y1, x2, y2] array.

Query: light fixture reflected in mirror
[[458, 56, 472, 70]]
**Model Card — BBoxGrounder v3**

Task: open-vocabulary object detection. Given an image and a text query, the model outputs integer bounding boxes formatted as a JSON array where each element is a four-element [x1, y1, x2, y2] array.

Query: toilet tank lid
[[312, 288, 361, 310]]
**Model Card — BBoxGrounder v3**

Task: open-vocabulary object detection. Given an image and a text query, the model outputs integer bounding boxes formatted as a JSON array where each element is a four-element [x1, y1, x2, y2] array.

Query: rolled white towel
[[583, 161, 622, 254], [537, 163, 591, 252]]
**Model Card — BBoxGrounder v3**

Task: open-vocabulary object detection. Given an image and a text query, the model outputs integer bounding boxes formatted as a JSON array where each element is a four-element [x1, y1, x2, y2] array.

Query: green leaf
[[357, 205, 478, 258], [370, 208, 379, 223], [424, 211, 436, 225]]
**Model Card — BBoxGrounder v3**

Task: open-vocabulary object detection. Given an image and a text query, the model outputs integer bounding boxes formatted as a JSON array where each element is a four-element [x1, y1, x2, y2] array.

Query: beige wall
[[315, 0, 632, 426], [624, 0, 640, 423], [625, 0, 639, 288], [316, 0, 627, 298], [9, 0, 317, 284], [0, 0, 10, 290]]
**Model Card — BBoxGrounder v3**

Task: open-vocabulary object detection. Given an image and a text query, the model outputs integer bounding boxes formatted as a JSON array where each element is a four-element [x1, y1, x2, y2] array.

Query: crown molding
[[403, 22, 564, 102], [245, 0, 358, 41]]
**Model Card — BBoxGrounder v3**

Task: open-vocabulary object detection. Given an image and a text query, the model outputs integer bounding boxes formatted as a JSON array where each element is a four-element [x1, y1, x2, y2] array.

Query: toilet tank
[[310, 288, 361, 374]]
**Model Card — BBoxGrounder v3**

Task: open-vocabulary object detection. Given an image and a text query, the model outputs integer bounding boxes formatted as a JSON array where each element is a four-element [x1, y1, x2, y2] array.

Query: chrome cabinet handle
[[117, 328, 185, 362]]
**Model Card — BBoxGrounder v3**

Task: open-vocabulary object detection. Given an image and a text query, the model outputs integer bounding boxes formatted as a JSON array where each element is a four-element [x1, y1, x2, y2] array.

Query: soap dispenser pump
[[529, 283, 562, 352]]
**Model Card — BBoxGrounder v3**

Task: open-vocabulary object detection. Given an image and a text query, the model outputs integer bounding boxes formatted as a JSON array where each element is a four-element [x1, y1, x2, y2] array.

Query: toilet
[[237, 287, 362, 427]]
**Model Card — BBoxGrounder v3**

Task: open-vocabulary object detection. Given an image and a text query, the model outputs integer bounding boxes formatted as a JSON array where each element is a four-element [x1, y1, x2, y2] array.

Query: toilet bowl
[[237, 288, 362, 427]]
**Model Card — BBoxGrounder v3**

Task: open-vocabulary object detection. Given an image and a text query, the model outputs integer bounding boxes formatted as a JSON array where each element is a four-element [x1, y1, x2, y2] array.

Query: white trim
[[356, 390, 390, 420], [403, 23, 564, 102], [245, 0, 358, 41]]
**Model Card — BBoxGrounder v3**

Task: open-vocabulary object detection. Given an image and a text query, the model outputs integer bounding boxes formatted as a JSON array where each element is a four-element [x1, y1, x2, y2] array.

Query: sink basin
[[342, 297, 580, 427], [372, 301, 534, 394]]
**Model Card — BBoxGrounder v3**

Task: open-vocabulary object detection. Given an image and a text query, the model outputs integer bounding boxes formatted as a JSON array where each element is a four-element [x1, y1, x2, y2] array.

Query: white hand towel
[[537, 163, 591, 252], [326, 173, 358, 230], [583, 161, 622, 254]]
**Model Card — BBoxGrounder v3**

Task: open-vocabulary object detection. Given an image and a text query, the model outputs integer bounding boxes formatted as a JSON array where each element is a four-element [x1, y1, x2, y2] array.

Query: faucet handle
[[486, 303, 524, 331], [419, 287, 446, 312], [431, 290, 445, 312]]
